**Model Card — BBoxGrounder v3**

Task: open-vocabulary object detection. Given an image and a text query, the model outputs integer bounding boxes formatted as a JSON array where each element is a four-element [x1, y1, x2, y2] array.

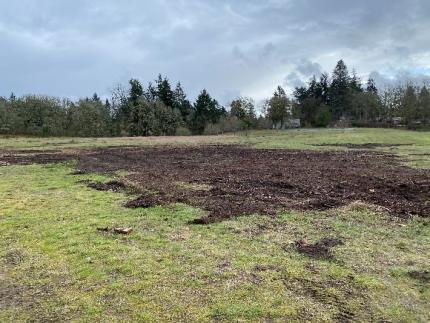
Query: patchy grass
[[1, 128, 429, 167], [0, 135, 238, 151], [1, 163, 429, 321], [249, 128, 430, 168], [1, 129, 429, 321]]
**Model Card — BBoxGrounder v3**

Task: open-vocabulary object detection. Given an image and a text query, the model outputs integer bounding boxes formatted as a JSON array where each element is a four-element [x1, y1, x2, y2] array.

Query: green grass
[[1, 129, 429, 321], [1, 163, 429, 322]]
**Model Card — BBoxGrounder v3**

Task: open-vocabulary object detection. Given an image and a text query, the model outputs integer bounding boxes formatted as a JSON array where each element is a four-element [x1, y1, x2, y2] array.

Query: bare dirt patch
[[1, 145, 429, 223], [4, 249, 25, 266], [408, 270, 430, 283], [283, 273, 375, 322], [293, 238, 344, 259], [125, 192, 166, 209], [86, 180, 126, 192], [0, 149, 76, 165]]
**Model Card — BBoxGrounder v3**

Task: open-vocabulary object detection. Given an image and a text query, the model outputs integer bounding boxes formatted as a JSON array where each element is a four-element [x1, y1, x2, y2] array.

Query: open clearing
[[3, 145, 428, 223], [1, 129, 430, 322]]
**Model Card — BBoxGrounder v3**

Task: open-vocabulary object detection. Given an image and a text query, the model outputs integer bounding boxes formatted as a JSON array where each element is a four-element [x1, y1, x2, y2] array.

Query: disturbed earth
[[1, 145, 429, 223]]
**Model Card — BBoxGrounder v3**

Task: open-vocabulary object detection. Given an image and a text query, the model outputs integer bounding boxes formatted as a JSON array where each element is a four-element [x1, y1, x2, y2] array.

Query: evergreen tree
[[129, 79, 144, 106], [329, 59, 352, 119], [401, 85, 419, 126], [146, 82, 158, 101], [366, 78, 378, 95], [274, 86, 287, 98], [350, 70, 363, 92], [125, 79, 146, 135], [173, 82, 192, 121], [155, 74, 175, 108], [307, 77, 318, 98], [318, 73, 330, 105], [190, 89, 224, 134], [105, 99, 111, 111], [293, 86, 308, 103], [293, 73, 330, 126], [92, 93, 101, 103], [299, 97, 321, 126]]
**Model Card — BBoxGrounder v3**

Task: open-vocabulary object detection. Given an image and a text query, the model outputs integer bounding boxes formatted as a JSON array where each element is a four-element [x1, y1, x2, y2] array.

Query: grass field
[[1, 128, 429, 322], [1, 128, 429, 168]]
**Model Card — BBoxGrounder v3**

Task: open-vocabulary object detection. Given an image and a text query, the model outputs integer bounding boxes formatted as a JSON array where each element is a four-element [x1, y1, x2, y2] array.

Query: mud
[[1, 145, 429, 223]]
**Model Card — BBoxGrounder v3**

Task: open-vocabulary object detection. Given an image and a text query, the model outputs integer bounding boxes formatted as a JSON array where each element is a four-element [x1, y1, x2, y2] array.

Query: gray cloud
[[369, 70, 430, 90], [0, 0, 429, 100], [283, 59, 322, 88], [296, 60, 322, 78], [285, 72, 306, 89]]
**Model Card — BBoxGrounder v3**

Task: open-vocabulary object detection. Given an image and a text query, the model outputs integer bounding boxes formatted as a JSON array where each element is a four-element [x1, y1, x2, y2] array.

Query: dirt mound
[[86, 180, 126, 192], [125, 193, 166, 208], [2, 145, 429, 223]]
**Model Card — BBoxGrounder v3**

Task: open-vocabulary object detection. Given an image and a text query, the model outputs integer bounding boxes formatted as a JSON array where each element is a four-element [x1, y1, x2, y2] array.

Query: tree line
[[291, 60, 430, 128], [0, 75, 228, 137], [1, 61, 429, 137]]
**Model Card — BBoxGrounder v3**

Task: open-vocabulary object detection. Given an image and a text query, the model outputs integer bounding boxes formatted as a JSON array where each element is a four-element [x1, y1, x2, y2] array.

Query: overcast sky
[[1, 0, 430, 104]]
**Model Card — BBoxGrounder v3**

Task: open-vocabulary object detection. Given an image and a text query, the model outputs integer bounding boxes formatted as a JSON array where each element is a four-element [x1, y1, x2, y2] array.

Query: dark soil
[[125, 193, 166, 209], [2, 145, 429, 223], [312, 143, 411, 149], [0, 149, 75, 165], [86, 180, 126, 192], [293, 238, 344, 259], [408, 270, 430, 283]]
